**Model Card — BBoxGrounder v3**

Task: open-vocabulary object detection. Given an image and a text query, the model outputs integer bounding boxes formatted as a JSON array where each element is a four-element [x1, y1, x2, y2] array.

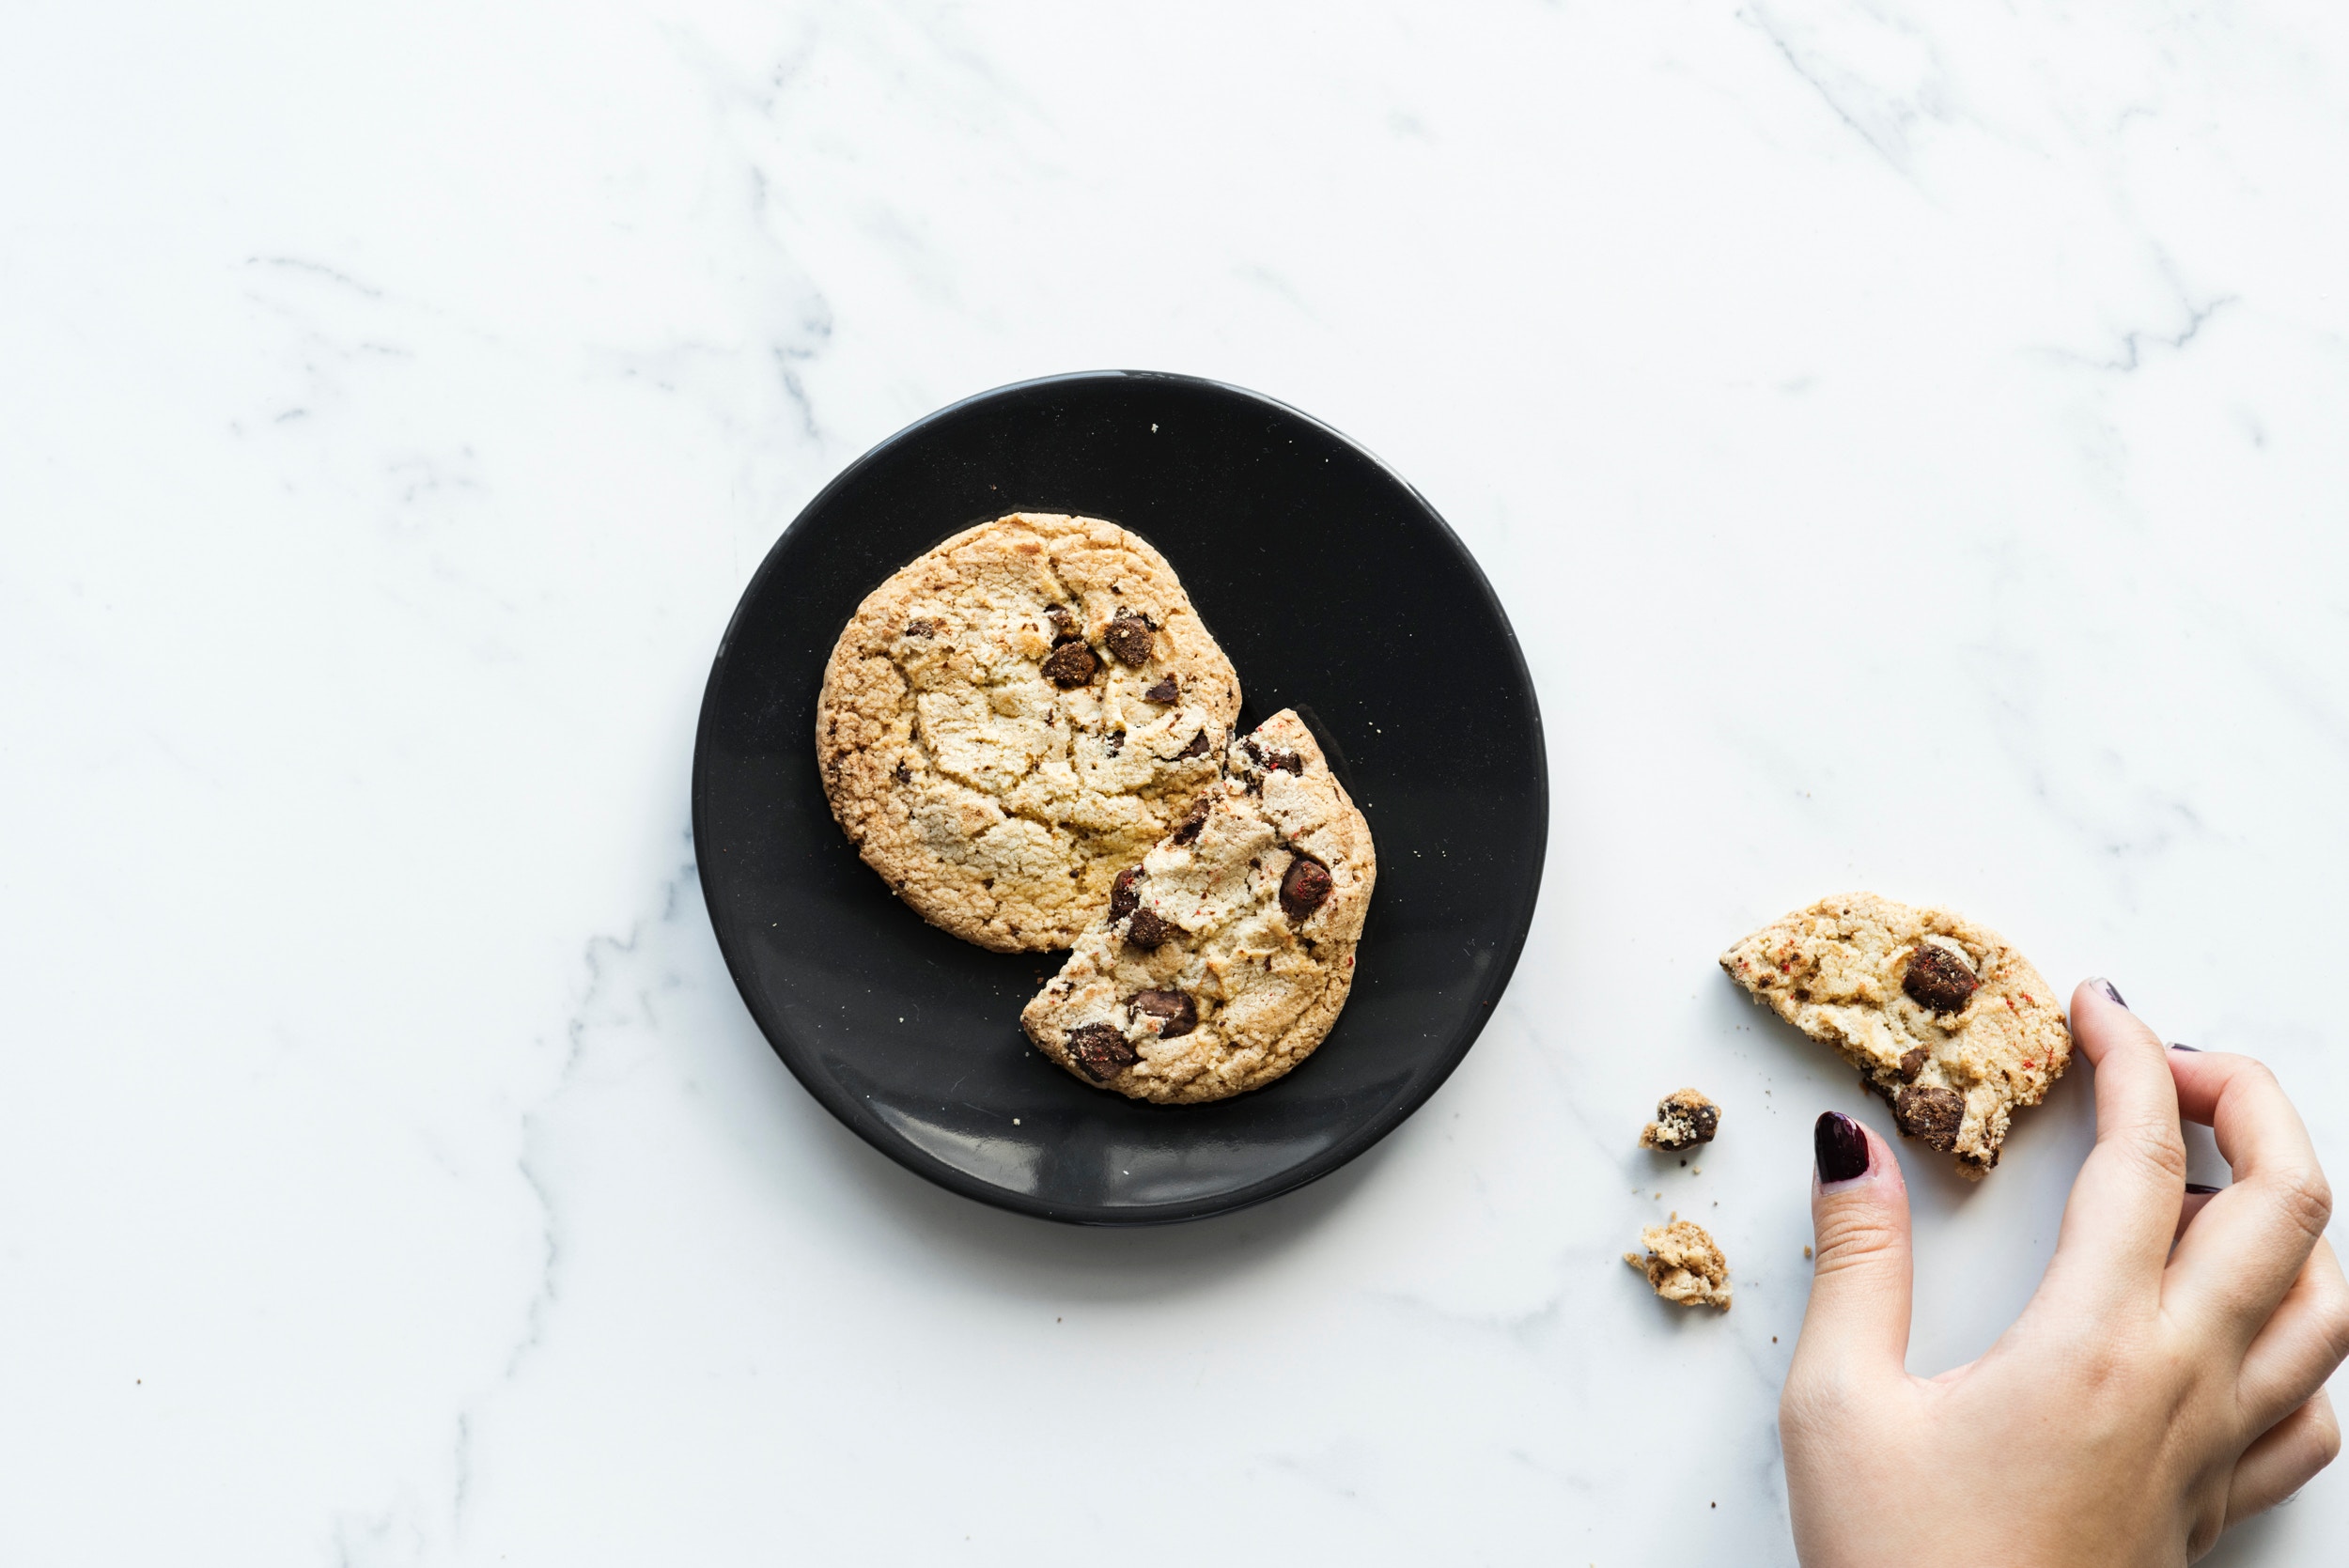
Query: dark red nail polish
[[1815, 1111, 1870, 1185], [2097, 979, 2127, 1007], [2186, 1183, 2221, 1195]]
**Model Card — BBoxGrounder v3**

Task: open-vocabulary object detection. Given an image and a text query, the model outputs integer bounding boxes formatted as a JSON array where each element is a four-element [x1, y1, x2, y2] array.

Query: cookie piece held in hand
[[1719, 893, 2072, 1178], [1641, 1088, 1720, 1152], [1020, 709, 1377, 1103], [1625, 1219, 1732, 1310], [815, 513, 1242, 952]]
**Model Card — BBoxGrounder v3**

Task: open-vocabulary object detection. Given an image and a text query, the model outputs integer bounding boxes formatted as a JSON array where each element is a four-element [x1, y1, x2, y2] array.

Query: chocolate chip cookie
[[1719, 893, 2072, 1177], [1020, 709, 1377, 1102], [816, 513, 1242, 952]]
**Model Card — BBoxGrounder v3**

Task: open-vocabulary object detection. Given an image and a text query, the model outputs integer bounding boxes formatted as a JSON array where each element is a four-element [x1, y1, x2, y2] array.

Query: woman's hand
[[1781, 980, 2349, 1566]]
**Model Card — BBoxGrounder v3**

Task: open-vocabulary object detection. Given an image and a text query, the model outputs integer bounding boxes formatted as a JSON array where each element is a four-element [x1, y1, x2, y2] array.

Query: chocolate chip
[[1662, 1094, 1719, 1146], [1898, 1047, 1928, 1083], [1171, 797, 1210, 845], [1040, 640, 1100, 688], [1066, 1023, 1135, 1080], [1103, 610, 1155, 667], [1174, 731, 1210, 760], [1125, 908, 1175, 950], [1236, 736, 1300, 779], [1903, 945, 1979, 1014], [1045, 605, 1076, 641], [892, 761, 912, 784], [1280, 856, 1333, 920], [1109, 866, 1144, 923], [1132, 989, 1197, 1038], [1143, 677, 1178, 704], [904, 618, 940, 638], [1894, 1085, 1966, 1151]]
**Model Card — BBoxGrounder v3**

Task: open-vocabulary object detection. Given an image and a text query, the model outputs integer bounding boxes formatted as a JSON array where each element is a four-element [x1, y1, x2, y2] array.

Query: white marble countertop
[[8, 3, 2347, 1562]]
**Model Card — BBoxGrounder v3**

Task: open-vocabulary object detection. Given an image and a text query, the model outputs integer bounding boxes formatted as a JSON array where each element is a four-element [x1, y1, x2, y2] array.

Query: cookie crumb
[[1625, 1219, 1732, 1310], [1803, 1244, 1812, 1259], [1640, 1087, 1720, 1151]]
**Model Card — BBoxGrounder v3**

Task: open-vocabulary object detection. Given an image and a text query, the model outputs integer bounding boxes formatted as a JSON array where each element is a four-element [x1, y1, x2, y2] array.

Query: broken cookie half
[[1626, 1219, 1731, 1310], [1020, 708, 1377, 1104], [1720, 893, 2071, 1178]]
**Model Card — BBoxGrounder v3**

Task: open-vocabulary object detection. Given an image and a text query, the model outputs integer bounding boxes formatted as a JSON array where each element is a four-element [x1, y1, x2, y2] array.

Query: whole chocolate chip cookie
[[816, 514, 1243, 952], [1020, 709, 1377, 1103], [1719, 893, 2072, 1177]]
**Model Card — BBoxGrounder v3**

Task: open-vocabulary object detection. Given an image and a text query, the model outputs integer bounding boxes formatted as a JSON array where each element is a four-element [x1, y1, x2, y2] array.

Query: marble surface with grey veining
[[6, 3, 2347, 1563]]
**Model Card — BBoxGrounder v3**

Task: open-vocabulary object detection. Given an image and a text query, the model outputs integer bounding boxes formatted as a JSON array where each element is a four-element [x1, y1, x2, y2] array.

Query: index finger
[[2036, 979, 2190, 1315], [2164, 1048, 2334, 1343]]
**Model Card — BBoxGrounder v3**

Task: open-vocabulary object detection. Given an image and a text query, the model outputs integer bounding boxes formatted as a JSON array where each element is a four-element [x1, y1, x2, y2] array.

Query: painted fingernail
[[2186, 1183, 2221, 1195], [2170, 1042, 2200, 1052], [2096, 978, 2128, 1007], [1814, 1111, 1871, 1185]]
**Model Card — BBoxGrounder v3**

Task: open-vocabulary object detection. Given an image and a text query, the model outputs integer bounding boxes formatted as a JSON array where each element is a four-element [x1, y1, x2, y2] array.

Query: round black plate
[[693, 372, 1546, 1224]]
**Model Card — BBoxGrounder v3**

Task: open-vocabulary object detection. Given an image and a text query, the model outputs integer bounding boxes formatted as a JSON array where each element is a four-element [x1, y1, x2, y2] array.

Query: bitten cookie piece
[[816, 513, 1242, 952], [1019, 709, 1377, 1103], [1719, 893, 2072, 1178], [1625, 1219, 1732, 1309], [1641, 1088, 1720, 1151]]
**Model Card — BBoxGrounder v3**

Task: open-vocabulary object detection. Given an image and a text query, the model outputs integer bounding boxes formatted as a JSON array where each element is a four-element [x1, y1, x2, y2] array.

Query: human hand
[[1780, 979, 2348, 1566]]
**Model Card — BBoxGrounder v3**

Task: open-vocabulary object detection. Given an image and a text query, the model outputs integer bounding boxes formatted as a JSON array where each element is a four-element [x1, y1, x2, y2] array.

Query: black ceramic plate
[[693, 371, 1546, 1224]]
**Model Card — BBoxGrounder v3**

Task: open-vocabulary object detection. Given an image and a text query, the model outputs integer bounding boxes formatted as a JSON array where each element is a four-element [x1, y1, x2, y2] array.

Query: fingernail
[[2095, 978, 2128, 1007], [2170, 1042, 2200, 1052], [1814, 1111, 1871, 1186], [2186, 1183, 2221, 1195]]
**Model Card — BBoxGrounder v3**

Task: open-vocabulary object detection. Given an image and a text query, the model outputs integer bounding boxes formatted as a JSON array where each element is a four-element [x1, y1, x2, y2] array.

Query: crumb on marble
[[1641, 1087, 1721, 1151], [1624, 1219, 1733, 1310]]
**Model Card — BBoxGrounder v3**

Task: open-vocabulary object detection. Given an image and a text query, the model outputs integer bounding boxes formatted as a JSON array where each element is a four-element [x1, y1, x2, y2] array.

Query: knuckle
[[2311, 1399, 2343, 1468], [2079, 1336, 2149, 1397], [1812, 1210, 1905, 1268], [2269, 1164, 2335, 1243], [2112, 1117, 2190, 1185], [2316, 1290, 2349, 1369], [2316, 1251, 2349, 1311], [2048, 1323, 2140, 1400]]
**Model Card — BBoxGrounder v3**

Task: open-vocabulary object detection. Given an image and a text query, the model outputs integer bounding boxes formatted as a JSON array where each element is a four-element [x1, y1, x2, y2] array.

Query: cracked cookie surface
[[1719, 893, 2072, 1178], [817, 513, 1242, 952], [1020, 709, 1376, 1103]]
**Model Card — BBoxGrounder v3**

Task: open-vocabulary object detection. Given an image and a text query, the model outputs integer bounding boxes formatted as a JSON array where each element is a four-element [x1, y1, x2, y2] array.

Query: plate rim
[[692, 368, 1548, 1225]]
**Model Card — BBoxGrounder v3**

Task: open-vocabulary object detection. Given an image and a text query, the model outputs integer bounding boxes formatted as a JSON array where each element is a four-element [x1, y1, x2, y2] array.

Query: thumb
[[1791, 1110, 1915, 1393]]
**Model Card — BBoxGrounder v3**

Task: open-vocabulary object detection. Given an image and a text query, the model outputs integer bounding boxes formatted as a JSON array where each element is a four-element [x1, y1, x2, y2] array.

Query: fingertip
[[1813, 1110, 1871, 1188], [1811, 1114, 1909, 1210], [2070, 976, 2166, 1066]]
